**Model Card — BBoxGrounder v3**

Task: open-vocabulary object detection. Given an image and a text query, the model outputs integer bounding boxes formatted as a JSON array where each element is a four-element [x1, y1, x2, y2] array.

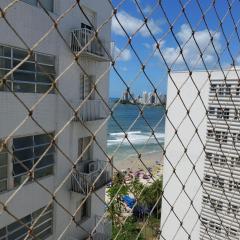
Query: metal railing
[[71, 28, 108, 60], [71, 160, 112, 194]]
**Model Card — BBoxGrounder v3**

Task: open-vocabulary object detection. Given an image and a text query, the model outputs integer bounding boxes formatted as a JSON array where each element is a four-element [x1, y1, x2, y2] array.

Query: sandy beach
[[113, 151, 164, 173]]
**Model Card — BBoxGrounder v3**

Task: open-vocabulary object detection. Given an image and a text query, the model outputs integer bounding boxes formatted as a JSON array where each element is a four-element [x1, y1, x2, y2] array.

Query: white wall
[[160, 71, 209, 240]]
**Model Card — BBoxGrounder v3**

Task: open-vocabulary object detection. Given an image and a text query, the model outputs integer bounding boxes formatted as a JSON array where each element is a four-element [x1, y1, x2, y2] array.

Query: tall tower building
[[143, 91, 149, 104], [161, 69, 240, 240], [0, 1, 112, 240]]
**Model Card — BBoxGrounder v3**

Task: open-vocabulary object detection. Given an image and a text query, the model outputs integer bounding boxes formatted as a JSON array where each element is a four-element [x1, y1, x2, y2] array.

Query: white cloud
[[112, 11, 161, 37], [157, 24, 221, 68], [113, 46, 132, 61], [143, 42, 151, 49], [142, 5, 152, 15]]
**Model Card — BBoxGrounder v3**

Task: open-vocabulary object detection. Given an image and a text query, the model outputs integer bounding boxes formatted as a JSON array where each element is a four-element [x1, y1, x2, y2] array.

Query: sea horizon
[[107, 98, 165, 162]]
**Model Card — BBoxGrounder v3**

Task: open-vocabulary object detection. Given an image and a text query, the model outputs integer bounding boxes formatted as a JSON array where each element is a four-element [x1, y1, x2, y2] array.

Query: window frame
[[0, 205, 53, 240], [12, 133, 55, 187], [0, 45, 56, 94]]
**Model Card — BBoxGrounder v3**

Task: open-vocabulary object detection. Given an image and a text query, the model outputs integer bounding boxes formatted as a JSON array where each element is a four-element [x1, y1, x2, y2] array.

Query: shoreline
[[112, 151, 163, 173]]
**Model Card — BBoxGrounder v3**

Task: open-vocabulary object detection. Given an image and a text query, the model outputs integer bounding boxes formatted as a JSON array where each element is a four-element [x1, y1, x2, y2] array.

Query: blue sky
[[109, 0, 240, 97]]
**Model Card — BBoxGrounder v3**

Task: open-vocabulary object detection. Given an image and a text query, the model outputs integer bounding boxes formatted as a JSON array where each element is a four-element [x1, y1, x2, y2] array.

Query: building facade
[[0, 1, 111, 240], [161, 69, 240, 240]]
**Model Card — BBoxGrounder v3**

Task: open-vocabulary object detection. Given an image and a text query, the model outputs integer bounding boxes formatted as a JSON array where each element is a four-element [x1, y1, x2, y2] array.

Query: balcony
[[71, 160, 112, 194], [71, 100, 108, 122], [71, 28, 110, 62]]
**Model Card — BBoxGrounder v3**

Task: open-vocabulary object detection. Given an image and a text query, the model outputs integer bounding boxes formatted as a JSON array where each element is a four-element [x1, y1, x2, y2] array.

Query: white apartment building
[[0, 1, 112, 240], [161, 69, 240, 240]]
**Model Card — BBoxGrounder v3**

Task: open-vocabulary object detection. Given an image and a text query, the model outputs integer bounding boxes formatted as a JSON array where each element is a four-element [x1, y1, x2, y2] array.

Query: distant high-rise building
[[143, 91, 149, 104], [150, 93, 156, 104], [122, 90, 129, 101], [161, 69, 240, 240]]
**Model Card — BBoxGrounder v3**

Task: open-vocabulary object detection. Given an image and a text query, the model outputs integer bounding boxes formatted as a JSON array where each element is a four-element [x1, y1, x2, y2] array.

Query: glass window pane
[[39, 0, 54, 12], [36, 84, 52, 94], [13, 136, 33, 149], [13, 71, 35, 82], [33, 220, 52, 235], [35, 155, 54, 168], [0, 58, 11, 69], [14, 149, 33, 161], [35, 227, 52, 240], [34, 134, 51, 145], [13, 49, 28, 60], [0, 46, 11, 57], [8, 226, 28, 240], [37, 64, 55, 74], [36, 73, 53, 83], [7, 215, 31, 232], [34, 145, 48, 157], [0, 69, 10, 79], [13, 82, 35, 93], [21, 0, 37, 6], [13, 161, 33, 176], [0, 227, 6, 237], [13, 60, 35, 72], [37, 54, 55, 65], [34, 166, 53, 178]]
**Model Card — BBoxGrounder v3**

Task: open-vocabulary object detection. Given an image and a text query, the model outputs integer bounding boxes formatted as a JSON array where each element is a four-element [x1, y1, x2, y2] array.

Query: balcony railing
[[71, 28, 109, 61], [71, 160, 112, 194], [71, 100, 108, 122]]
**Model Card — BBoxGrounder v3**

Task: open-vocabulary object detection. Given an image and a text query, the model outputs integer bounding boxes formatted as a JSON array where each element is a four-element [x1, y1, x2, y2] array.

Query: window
[[227, 203, 239, 214], [204, 174, 211, 182], [80, 75, 95, 100], [226, 84, 231, 95], [236, 83, 240, 95], [212, 176, 224, 189], [215, 131, 228, 143], [210, 84, 217, 92], [213, 154, 220, 165], [0, 143, 8, 192], [0, 45, 56, 94], [230, 156, 240, 168], [201, 217, 208, 226], [202, 195, 209, 204], [208, 107, 215, 115], [12, 133, 55, 186], [75, 198, 91, 223], [81, 23, 92, 31], [0, 205, 53, 239], [206, 152, 213, 161], [218, 84, 225, 95], [207, 130, 213, 138], [225, 227, 237, 237], [21, 0, 54, 12], [219, 156, 227, 166], [223, 108, 230, 119]]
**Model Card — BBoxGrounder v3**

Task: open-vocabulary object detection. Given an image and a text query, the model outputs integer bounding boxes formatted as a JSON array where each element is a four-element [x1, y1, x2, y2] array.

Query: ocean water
[[107, 99, 165, 161]]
